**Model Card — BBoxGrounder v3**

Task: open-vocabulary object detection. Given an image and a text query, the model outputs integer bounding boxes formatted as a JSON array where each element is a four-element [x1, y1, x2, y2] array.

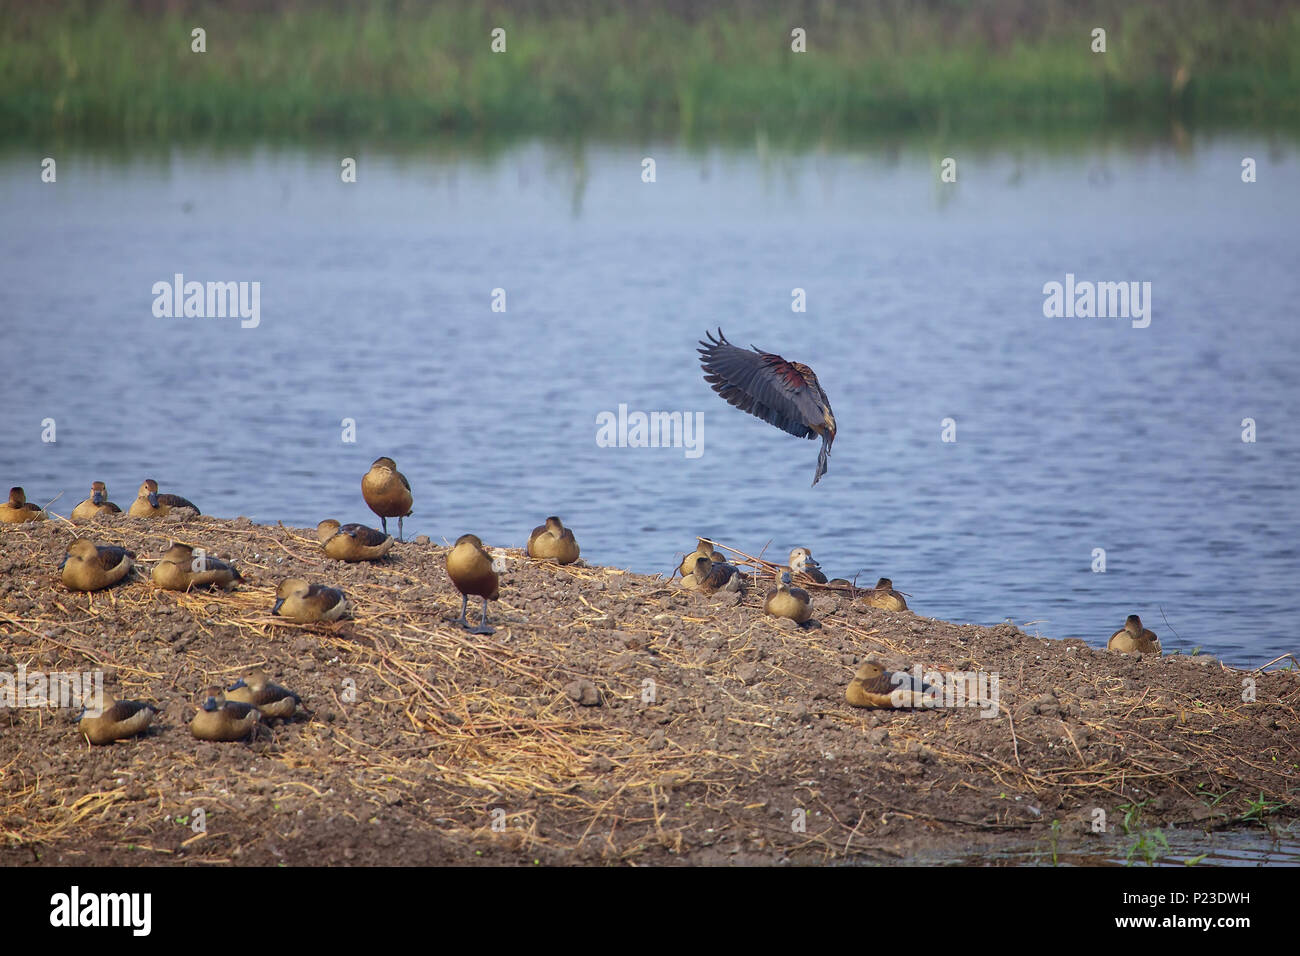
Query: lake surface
[[2, 136, 1297, 667]]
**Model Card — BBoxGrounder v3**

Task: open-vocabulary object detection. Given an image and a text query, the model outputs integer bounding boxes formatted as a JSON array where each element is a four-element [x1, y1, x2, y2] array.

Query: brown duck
[[60, 539, 134, 591], [0, 487, 45, 523], [526, 516, 580, 564], [763, 571, 812, 624], [152, 543, 242, 591], [690, 554, 743, 595], [362, 457, 412, 541], [71, 481, 121, 519], [846, 660, 935, 709], [864, 577, 908, 611], [1108, 614, 1161, 655], [317, 519, 394, 562], [446, 533, 500, 634], [128, 479, 200, 517], [272, 578, 351, 623], [190, 687, 260, 741], [226, 669, 300, 719], [78, 692, 158, 745], [678, 538, 725, 578]]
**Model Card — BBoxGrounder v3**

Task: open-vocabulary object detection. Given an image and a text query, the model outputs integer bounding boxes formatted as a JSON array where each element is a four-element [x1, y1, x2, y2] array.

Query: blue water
[[2, 138, 1297, 667]]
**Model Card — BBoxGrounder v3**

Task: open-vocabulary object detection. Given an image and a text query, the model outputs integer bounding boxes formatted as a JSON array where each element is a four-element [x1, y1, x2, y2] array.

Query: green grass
[[2, 0, 1298, 142]]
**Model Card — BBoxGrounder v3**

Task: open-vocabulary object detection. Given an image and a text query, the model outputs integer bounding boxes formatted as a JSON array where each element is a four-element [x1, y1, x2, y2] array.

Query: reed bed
[[4, 1, 1299, 140]]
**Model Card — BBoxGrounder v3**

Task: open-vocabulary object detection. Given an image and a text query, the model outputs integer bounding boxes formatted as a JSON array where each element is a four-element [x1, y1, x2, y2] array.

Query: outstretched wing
[[698, 328, 827, 441]]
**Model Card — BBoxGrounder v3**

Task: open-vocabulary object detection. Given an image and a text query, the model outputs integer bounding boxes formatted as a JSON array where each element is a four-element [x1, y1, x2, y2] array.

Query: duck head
[[60, 539, 99, 570], [789, 548, 820, 574], [138, 479, 160, 508], [272, 578, 311, 615]]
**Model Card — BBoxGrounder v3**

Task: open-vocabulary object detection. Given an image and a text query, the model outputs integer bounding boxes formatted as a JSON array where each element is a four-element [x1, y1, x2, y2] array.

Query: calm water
[[2, 138, 1297, 667]]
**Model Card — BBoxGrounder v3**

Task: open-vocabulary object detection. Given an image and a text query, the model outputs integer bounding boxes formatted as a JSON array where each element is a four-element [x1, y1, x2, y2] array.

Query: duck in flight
[[698, 328, 836, 486]]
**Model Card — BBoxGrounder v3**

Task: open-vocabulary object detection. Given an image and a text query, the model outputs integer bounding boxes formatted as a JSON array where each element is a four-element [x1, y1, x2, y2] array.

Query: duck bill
[[92, 491, 104, 505], [58, 554, 69, 570], [228, 677, 247, 691], [147, 492, 159, 507], [271, 598, 284, 616]]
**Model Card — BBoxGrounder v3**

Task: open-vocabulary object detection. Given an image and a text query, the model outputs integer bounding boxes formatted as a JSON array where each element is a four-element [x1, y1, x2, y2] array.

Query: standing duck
[[60, 540, 134, 591], [698, 328, 836, 486], [316, 519, 394, 562], [190, 687, 261, 741], [446, 534, 500, 635], [71, 481, 121, 519], [526, 516, 581, 564], [1108, 614, 1162, 655], [846, 660, 935, 709], [764, 571, 812, 624], [226, 669, 300, 719], [128, 479, 200, 518], [864, 577, 908, 611], [362, 457, 413, 541], [152, 543, 242, 591], [690, 554, 743, 595], [271, 578, 351, 623], [0, 487, 45, 523], [78, 693, 158, 745]]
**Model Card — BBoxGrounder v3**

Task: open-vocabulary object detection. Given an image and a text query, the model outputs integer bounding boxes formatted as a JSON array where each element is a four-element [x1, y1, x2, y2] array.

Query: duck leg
[[380, 516, 389, 536], [398, 515, 404, 543], [469, 597, 495, 636], [457, 593, 471, 629]]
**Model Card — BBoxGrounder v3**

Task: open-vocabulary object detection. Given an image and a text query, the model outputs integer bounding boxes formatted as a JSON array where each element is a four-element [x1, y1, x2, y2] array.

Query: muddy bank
[[1, 514, 1296, 865]]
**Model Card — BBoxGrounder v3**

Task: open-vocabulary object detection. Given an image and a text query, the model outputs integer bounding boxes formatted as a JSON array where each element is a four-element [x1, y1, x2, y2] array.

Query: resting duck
[[362, 457, 413, 541], [190, 687, 260, 741], [152, 543, 242, 591], [787, 547, 828, 584], [60, 540, 134, 591], [690, 554, 743, 595], [787, 547, 851, 587], [864, 577, 908, 611], [1108, 614, 1162, 655], [764, 570, 812, 624], [527, 516, 581, 564], [446, 534, 500, 635], [0, 487, 45, 523], [71, 481, 121, 519], [128, 479, 200, 518], [845, 660, 934, 709], [226, 669, 300, 719], [271, 578, 351, 623], [316, 519, 394, 562], [678, 538, 725, 578], [78, 693, 158, 745]]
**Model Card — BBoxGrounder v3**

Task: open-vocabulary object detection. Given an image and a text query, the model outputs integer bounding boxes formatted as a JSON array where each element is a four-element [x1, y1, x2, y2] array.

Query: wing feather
[[698, 328, 826, 440]]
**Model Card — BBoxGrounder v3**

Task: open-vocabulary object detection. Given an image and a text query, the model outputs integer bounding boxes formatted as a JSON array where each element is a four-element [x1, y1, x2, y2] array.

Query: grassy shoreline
[[2, 1, 1298, 141]]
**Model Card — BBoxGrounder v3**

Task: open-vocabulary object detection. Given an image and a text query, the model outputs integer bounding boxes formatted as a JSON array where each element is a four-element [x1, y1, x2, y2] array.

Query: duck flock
[[1, 330, 1162, 748]]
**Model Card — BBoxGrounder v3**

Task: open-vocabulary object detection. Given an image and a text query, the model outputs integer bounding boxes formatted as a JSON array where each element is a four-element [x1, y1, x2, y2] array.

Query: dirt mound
[[1, 516, 1296, 864]]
